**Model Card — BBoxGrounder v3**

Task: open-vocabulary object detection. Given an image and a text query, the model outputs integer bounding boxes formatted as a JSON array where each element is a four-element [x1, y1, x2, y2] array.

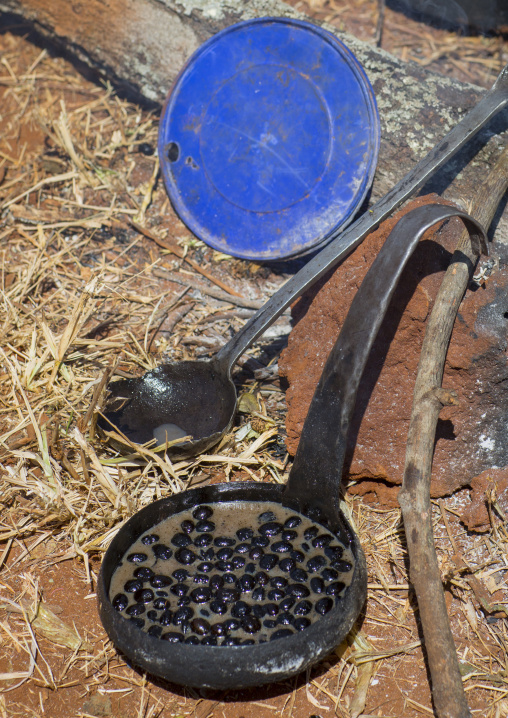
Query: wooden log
[[0, 0, 507, 239]]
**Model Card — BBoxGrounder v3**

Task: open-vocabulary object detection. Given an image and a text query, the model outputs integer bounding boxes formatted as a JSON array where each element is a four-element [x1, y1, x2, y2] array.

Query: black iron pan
[[98, 203, 486, 690]]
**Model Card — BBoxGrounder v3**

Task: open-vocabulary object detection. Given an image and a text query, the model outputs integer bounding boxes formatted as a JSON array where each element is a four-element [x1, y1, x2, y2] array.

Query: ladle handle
[[283, 204, 487, 521], [215, 66, 508, 374]]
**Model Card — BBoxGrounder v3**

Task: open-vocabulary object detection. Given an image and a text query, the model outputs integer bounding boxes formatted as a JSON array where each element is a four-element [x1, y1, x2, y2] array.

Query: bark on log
[[1, 0, 507, 241]]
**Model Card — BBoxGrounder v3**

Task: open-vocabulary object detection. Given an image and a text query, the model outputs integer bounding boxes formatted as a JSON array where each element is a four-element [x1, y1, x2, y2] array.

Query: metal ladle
[[99, 64, 508, 456], [98, 203, 486, 689]]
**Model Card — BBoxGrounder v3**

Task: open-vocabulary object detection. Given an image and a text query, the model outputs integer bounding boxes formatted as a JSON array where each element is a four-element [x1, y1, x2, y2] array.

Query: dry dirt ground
[[1, 3, 508, 718]]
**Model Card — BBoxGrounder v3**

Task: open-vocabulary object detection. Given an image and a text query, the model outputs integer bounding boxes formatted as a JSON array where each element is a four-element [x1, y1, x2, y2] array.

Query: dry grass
[[0, 9, 507, 718]]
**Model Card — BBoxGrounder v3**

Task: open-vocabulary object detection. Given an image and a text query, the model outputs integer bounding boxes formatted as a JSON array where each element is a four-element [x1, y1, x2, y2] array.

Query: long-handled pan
[[98, 203, 486, 689]]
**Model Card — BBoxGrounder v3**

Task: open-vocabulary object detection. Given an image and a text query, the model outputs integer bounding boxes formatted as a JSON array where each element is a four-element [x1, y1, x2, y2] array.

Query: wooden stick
[[398, 144, 508, 718]]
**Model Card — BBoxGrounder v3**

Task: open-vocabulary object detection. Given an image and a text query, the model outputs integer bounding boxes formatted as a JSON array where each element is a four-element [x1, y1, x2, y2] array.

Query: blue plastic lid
[[159, 17, 380, 261]]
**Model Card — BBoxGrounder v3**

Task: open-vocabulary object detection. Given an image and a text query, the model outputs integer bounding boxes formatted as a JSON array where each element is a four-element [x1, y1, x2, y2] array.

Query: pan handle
[[283, 203, 487, 523]]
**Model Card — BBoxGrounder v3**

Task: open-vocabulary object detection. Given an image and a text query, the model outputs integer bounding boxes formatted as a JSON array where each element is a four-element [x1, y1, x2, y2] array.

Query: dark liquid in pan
[[109, 501, 354, 645]]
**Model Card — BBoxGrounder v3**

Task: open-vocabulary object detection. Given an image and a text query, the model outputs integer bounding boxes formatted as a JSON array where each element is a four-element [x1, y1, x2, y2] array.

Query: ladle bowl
[[99, 62, 508, 457], [98, 204, 487, 689]]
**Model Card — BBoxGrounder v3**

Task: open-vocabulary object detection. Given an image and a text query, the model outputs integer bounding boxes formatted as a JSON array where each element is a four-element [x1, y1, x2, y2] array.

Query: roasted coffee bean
[[162, 632, 183, 642], [231, 556, 246, 570], [193, 533, 213, 547], [147, 625, 162, 637], [315, 597, 334, 615], [173, 569, 189, 581], [124, 579, 143, 593], [326, 581, 346, 596], [146, 609, 158, 622], [312, 534, 333, 549], [243, 639, 256, 645], [173, 607, 193, 624], [293, 617, 311, 631], [224, 618, 241, 631], [171, 533, 191, 547], [130, 617, 145, 628], [217, 588, 240, 603], [201, 635, 218, 645], [126, 603, 145, 616], [237, 527, 254, 541], [267, 588, 285, 602], [276, 613, 294, 626], [127, 552, 147, 563], [222, 636, 241, 646], [236, 542, 250, 554], [252, 587, 265, 602], [197, 562, 214, 573], [290, 550, 304, 562], [259, 510, 276, 522], [159, 610, 173, 625], [251, 535, 270, 547], [214, 536, 235, 547], [134, 588, 154, 604], [259, 554, 278, 571], [237, 575, 256, 593], [252, 604, 266, 618], [185, 635, 200, 644], [264, 602, 279, 616], [200, 608, 210, 617], [310, 577, 325, 594], [263, 618, 277, 629], [191, 618, 211, 635], [249, 546, 264, 560], [181, 519, 194, 534], [134, 566, 154, 580], [155, 590, 168, 597], [271, 628, 294, 641], [196, 520, 215, 533], [284, 516, 302, 529], [153, 544, 173, 560], [178, 596, 191, 606], [193, 574, 209, 584], [175, 548, 196, 565], [290, 568, 307, 582], [301, 542, 310, 552], [209, 575, 224, 592], [279, 558, 296, 573], [307, 556, 326, 573], [241, 616, 261, 634], [281, 530, 298, 541], [153, 597, 169, 610], [255, 571, 269, 586], [170, 583, 188, 597], [211, 622, 228, 636], [324, 545, 344, 561], [192, 505, 213, 521], [303, 526, 319, 541], [216, 559, 233, 572], [216, 547, 234, 561], [270, 576, 287, 589], [259, 522, 282, 537], [141, 534, 159, 545], [244, 562, 256, 574], [279, 596, 296, 611], [190, 587, 212, 603], [231, 601, 250, 618], [112, 593, 128, 611], [286, 583, 310, 598], [209, 600, 228, 615], [150, 574, 172, 589], [294, 600, 312, 616], [201, 547, 215, 560], [137, 141, 154, 155], [272, 541, 292, 553], [321, 568, 338, 582], [331, 560, 353, 572], [223, 572, 235, 584]]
